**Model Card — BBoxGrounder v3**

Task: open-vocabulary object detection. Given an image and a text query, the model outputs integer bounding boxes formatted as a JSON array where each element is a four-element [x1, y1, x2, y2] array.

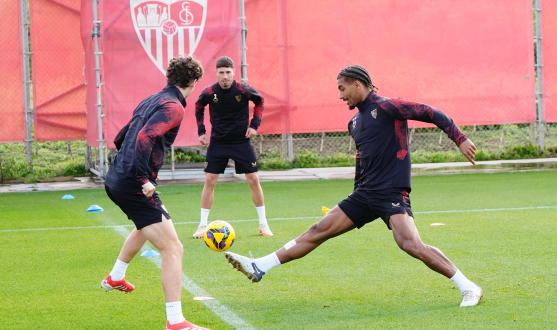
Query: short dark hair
[[166, 55, 204, 88], [216, 56, 234, 69], [337, 65, 378, 92]]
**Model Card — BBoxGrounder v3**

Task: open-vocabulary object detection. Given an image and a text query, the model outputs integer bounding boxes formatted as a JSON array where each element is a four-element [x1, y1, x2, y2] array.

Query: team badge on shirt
[[235, 95, 242, 102], [371, 109, 377, 119], [213, 94, 218, 102]]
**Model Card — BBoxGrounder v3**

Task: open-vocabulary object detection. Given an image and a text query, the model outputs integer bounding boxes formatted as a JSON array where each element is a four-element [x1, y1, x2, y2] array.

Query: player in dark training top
[[100, 56, 210, 330], [224, 65, 483, 308], [192, 56, 273, 238]]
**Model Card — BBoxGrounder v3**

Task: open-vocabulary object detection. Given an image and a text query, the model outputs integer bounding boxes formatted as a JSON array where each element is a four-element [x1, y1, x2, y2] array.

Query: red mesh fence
[[29, 0, 86, 141], [82, 0, 241, 147], [245, 0, 536, 134], [542, 1, 557, 123], [0, 0, 25, 143]]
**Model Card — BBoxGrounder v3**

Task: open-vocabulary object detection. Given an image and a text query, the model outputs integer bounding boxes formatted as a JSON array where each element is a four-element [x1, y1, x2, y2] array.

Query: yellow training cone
[[322, 206, 330, 215]]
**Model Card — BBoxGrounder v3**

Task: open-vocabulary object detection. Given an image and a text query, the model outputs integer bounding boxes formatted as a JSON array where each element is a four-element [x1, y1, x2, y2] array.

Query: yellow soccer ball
[[203, 221, 235, 252]]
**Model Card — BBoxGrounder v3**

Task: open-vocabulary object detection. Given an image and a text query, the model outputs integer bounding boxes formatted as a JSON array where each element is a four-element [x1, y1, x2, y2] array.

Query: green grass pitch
[[1, 171, 556, 329]]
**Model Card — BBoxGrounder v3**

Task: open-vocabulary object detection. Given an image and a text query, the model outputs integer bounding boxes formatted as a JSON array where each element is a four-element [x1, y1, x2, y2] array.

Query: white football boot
[[460, 284, 483, 307], [192, 224, 206, 239], [225, 251, 265, 283], [258, 223, 273, 236]]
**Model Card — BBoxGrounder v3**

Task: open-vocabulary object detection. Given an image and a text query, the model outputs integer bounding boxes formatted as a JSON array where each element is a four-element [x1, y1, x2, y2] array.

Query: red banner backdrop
[[30, 0, 87, 141], [542, 0, 557, 123], [245, 0, 536, 133], [82, 0, 241, 147], [0, 0, 25, 143]]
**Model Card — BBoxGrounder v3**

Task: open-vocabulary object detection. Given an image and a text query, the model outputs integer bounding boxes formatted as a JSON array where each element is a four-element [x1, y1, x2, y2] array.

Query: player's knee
[[172, 240, 184, 257], [245, 173, 260, 186], [400, 240, 425, 258], [306, 222, 330, 244], [204, 175, 218, 187], [161, 239, 183, 257]]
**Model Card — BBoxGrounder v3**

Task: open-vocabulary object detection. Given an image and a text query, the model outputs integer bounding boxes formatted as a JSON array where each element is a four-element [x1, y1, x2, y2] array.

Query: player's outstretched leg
[[389, 212, 482, 307], [225, 206, 355, 282], [100, 228, 145, 293]]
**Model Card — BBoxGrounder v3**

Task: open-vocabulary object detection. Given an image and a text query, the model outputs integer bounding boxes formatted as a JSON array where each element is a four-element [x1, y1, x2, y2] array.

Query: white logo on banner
[[130, 0, 207, 74]]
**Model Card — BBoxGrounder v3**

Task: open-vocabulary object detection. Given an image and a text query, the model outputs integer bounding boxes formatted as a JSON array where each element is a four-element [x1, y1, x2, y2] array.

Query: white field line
[[111, 226, 256, 330], [1, 205, 556, 233]]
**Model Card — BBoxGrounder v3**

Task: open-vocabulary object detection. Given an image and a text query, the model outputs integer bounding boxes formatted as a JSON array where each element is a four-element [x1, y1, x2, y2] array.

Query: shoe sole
[[460, 291, 483, 307], [225, 253, 260, 283], [258, 229, 273, 236], [100, 282, 133, 293]]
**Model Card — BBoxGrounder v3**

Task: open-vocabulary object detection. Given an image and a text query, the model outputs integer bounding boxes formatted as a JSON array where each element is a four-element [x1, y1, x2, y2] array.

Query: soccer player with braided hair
[[224, 65, 482, 309], [101, 55, 210, 330]]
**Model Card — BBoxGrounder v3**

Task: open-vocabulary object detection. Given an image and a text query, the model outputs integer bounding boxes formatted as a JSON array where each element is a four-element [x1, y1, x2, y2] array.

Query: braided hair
[[337, 65, 378, 92]]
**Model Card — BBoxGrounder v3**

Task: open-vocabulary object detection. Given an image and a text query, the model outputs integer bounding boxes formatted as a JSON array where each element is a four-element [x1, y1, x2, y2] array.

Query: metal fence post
[[239, 0, 248, 83], [92, 0, 105, 177], [20, 0, 33, 173], [287, 132, 293, 162], [534, 0, 545, 151]]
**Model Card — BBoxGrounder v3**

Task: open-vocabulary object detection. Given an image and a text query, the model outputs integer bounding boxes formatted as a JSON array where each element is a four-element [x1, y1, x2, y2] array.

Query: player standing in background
[[192, 56, 273, 238], [224, 65, 483, 308], [101, 56, 209, 330]]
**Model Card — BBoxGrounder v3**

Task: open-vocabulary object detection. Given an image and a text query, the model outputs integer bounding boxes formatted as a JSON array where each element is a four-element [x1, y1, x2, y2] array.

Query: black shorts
[[205, 141, 259, 174], [105, 185, 171, 230], [337, 188, 413, 230]]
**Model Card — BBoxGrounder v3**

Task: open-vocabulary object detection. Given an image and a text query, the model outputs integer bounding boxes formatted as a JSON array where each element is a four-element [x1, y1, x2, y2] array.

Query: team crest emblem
[[213, 94, 218, 102], [371, 109, 377, 119], [235, 95, 242, 102], [131, 0, 207, 75]]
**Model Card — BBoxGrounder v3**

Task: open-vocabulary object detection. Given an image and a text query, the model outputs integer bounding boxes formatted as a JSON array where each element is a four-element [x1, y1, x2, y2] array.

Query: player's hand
[[459, 139, 477, 165], [246, 127, 257, 139], [142, 182, 156, 197], [199, 134, 209, 145]]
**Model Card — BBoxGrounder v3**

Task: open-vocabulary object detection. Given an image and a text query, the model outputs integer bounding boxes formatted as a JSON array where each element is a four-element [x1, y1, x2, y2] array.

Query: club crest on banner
[[130, 0, 207, 74]]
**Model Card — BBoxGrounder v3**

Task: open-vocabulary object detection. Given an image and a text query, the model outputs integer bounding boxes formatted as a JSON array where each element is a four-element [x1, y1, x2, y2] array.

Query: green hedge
[[1, 141, 555, 182]]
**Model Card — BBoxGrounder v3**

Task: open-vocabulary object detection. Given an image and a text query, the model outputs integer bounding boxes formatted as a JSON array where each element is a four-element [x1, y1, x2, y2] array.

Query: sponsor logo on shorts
[[251, 162, 257, 167], [371, 109, 377, 119], [392, 202, 400, 208], [235, 95, 242, 102], [204, 162, 208, 168]]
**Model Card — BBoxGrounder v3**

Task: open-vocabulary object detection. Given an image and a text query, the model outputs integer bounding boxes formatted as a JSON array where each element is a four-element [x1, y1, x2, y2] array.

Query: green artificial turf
[[0, 171, 556, 329]]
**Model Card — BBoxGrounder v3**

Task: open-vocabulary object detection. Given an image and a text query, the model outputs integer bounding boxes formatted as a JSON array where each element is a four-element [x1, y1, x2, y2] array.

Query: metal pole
[[287, 133, 293, 163], [92, 0, 105, 177], [171, 145, 175, 180], [239, 0, 248, 83], [20, 0, 33, 173], [534, 0, 545, 151]]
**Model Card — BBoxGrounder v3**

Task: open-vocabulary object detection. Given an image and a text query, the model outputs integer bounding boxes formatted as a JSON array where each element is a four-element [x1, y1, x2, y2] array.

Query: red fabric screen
[[82, 0, 241, 147], [246, 0, 536, 133], [30, 0, 87, 141], [542, 1, 557, 123], [0, 0, 25, 143]]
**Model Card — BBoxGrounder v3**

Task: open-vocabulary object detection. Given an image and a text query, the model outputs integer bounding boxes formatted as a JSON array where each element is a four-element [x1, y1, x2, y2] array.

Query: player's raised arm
[[195, 87, 209, 145], [381, 99, 476, 164]]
